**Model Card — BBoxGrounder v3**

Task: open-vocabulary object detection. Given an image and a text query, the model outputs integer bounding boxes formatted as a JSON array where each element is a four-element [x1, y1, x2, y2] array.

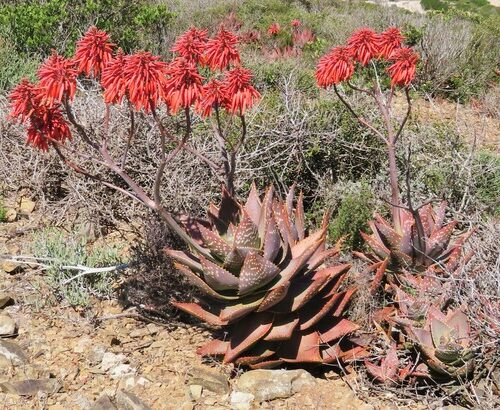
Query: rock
[[180, 402, 194, 410], [1, 260, 23, 274], [18, 197, 36, 214], [88, 345, 107, 364], [0, 340, 28, 364], [109, 363, 136, 379], [235, 369, 317, 402], [0, 379, 61, 396], [0, 314, 17, 336], [129, 328, 150, 338], [188, 384, 203, 401], [120, 375, 151, 389], [101, 352, 127, 371], [0, 293, 13, 308], [73, 336, 92, 353], [115, 390, 152, 410], [4, 209, 17, 222], [187, 365, 230, 394], [90, 394, 117, 410], [230, 391, 255, 410]]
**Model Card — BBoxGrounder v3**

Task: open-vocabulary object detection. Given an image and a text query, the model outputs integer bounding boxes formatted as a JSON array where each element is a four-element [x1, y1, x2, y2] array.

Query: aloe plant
[[167, 184, 362, 367], [355, 202, 473, 293], [404, 308, 475, 379]]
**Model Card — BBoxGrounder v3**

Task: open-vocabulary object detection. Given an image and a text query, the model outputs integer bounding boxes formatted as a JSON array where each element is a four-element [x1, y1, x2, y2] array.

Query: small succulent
[[355, 202, 473, 292], [405, 308, 475, 379], [167, 184, 361, 367], [365, 344, 418, 386]]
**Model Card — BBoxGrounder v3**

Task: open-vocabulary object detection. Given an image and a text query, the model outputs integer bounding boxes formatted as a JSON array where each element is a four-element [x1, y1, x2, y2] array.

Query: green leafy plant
[[0, 198, 7, 222], [31, 228, 123, 306], [330, 182, 374, 250], [168, 184, 362, 367]]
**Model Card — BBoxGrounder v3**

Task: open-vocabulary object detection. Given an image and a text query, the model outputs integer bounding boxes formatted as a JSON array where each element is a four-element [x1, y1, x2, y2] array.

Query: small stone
[[4, 209, 17, 222], [230, 391, 254, 410], [0, 379, 61, 396], [18, 197, 36, 214], [115, 390, 151, 410], [73, 336, 92, 353], [204, 397, 217, 406], [90, 394, 117, 410], [0, 293, 13, 308], [236, 369, 317, 402], [0, 340, 28, 365], [129, 328, 149, 338], [145, 323, 161, 335], [188, 384, 203, 401], [1, 260, 23, 274], [88, 345, 107, 364], [120, 375, 151, 389], [180, 402, 194, 410], [101, 352, 127, 371], [187, 366, 230, 394], [109, 363, 136, 379], [48, 405, 66, 410]]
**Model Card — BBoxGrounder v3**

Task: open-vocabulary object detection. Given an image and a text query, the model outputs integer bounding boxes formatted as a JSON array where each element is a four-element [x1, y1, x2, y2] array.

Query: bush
[[329, 181, 374, 250], [474, 150, 500, 217], [30, 228, 124, 307], [0, 0, 174, 56], [0, 198, 6, 222]]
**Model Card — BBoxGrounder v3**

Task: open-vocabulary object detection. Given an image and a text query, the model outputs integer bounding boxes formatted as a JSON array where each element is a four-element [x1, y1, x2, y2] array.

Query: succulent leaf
[[238, 251, 280, 295], [200, 255, 240, 291]]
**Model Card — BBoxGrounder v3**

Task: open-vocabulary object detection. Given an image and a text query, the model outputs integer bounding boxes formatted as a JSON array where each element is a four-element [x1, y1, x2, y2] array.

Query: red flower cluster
[[122, 52, 168, 112], [101, 49, 127, 104], [164, 58, 204, 114], [10, 79, 71, 151], [387, 47, 419, 87], [316, 27, 417, 88], [196, 79, 227, 117], [223, 67, 260, 115], [377, 27, 404, 59], [291, 19, 301, 28], [204, 28, 240, 70], [38, 51, 77, 105], [171, 27, 208, 63], [74, 26, 114, 77], [316, 46, 355, 87], [268, 23, 281, 36], [347, 28, 379, 66]]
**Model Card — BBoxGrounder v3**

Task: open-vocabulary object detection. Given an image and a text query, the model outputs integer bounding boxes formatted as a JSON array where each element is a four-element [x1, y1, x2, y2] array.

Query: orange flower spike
[[171, 27, 208, 63], [38, 51, 78, 105], [196, 79, 228, 117], [347, 28, 379, 66], [222, 67, 260, 115], [163, 58, 204, 114], [204, 27, 240, 71], [378, 27, 404, 59], [268, 23, 281, 36], [315, 46, 355, 87], [9, 79, 42, 121], [122, 51, 168, 112], [101, 49, 127, 105], [74, 26, 115, 77], [387, 47, 419, 87]]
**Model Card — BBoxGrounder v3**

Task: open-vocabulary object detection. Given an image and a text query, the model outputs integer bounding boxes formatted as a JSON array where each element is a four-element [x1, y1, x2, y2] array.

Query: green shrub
[[474, 151, 500, 217], [0, 198, 6, 222], [0, 0, 174, 56], [31, 228, 124, 307], [330, 182, 374, 250], [0, 36, 39, 91]]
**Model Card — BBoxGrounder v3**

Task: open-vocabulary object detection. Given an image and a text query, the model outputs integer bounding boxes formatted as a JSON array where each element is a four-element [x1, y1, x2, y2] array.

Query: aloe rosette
[[356, 202, 473, 292], [404, 308, 475, 378], [166, 184, 362, 367]]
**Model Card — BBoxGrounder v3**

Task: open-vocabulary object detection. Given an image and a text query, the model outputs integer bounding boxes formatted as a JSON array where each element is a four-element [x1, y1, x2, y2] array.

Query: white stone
[[109, 363, 136, 379], [101, 352, 127, 371], [0, 315, 16, 336], [230, 391, 255, 410]]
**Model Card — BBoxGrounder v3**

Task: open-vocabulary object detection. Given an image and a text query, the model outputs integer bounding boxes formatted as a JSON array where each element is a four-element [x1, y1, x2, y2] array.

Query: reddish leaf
[[263, 316, 299, 341], [427, 222, 457, 259], [249, 359, 284, 369], [245, 182, 261, 226], [295, 191, 305, 240], [234, 210, 260, 249], [164, 249, 202, 273], [238, 251, 280, 295], [219, 297, 263, 322], [172, 302, 227, 326], [258, 185, 274, 238], [223, 312, 273, 363], [370, 258, 389, 294], [197, 339, 229, 356], [199, 255, 239, 291], [223, 248, 244, 272], [434, 201, 447, 229], [285, 183, 296, 215], [198, 225, 232, 258], [279, 330, 323, 363], [299, 288, 351, 330], [418, 204, 434, 238], [319, 318, 359, 344], [291, 228, 326, 259], [273, 200, 294, 246], [374, 221, 402, 251], [263, 216, 280, 262], [361, 231, 390, 260], [256, 281, 290, 312]]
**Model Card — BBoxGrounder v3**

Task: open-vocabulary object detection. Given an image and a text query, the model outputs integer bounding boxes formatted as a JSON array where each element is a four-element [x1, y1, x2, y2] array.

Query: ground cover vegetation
[[0, 0, 498, 407]]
